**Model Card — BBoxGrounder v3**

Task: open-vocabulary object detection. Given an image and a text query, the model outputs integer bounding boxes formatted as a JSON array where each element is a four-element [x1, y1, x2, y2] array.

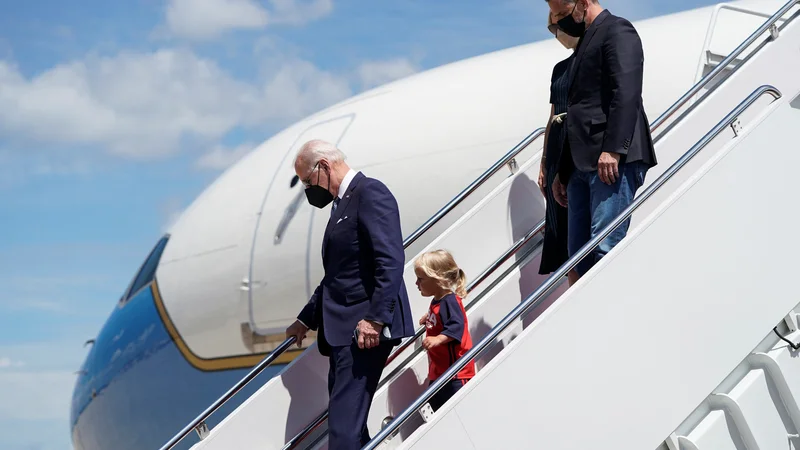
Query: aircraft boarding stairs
[[161, 1, 800, 449]]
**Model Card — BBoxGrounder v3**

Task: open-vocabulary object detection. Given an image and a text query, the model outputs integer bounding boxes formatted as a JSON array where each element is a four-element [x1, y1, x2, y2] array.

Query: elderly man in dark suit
[[547, 0, 657, 278], [285, 139, 414, 449]]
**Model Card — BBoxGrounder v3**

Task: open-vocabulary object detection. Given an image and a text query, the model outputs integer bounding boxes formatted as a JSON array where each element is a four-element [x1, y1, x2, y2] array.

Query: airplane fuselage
[[69, 1, 785, 448]]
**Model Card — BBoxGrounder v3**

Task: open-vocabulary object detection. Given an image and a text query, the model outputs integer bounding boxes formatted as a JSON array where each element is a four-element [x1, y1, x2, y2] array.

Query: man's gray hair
[[295, 139, 347, 172]]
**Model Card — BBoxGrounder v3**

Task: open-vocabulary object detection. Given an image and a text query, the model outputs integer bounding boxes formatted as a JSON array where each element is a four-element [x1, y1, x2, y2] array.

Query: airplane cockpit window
[[119, 235, 170, 304], [290, 174, 299, 188]]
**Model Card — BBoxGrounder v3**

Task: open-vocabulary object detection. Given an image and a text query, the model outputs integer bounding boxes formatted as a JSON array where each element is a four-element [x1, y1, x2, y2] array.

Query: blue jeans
[[567, 161, 648, 277]]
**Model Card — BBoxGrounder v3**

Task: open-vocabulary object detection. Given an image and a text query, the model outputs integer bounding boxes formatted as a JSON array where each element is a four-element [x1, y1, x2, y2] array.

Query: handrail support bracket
[[770, 23, 780, 39], [195, 421, 209, 440], [507, 157, 519, 175], [731, 117, 743, 136]]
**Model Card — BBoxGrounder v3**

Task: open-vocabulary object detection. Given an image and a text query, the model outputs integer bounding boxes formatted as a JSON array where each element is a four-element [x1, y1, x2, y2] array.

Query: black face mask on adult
[[558, 1, 587, 38], [304, 162, 335, 209]]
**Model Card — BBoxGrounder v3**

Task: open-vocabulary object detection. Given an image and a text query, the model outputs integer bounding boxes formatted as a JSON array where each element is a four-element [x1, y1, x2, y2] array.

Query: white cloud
[[165, 0, 334, 41], [0, 357, 25, 369], [195, 142, 255, 170], [0, 50, 353, 160], [357, 57, 420, 90], [268, 0, 334, 26], [260, 58, 352, 120], [0, 50, 252, 158], [166, 0, 269, 40]]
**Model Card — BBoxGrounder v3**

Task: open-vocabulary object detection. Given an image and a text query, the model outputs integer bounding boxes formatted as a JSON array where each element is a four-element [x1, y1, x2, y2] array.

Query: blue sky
[[0, 0, 720, 448]]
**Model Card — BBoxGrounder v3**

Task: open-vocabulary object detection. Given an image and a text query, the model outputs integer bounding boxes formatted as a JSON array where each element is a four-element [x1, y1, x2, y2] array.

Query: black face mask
[[304, 162, 334, 209], [558, 2, 587, 38]]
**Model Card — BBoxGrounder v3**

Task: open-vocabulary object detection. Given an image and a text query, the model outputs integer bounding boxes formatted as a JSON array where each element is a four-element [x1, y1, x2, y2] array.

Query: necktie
[[332, 197, 339, 215]]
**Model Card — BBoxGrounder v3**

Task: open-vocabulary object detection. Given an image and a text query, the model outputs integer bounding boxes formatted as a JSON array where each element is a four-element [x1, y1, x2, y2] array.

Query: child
[[415, 249, 476, 412]]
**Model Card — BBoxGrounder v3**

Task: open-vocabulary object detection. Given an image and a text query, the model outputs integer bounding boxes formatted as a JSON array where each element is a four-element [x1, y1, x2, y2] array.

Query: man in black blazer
[[286, 139, 415, 449], [547, 0, 657, 277]]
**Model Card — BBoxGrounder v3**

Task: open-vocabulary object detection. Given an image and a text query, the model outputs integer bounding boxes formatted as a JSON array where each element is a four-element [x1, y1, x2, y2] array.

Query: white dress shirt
[[337, 168, 356, 200]]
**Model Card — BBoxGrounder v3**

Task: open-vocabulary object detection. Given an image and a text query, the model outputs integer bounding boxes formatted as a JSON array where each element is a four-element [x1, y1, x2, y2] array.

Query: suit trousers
[[328, 341, 393, 450]]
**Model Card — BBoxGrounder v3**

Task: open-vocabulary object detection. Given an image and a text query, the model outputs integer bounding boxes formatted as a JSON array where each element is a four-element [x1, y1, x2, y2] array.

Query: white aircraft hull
[[70, 1, 789, 449]]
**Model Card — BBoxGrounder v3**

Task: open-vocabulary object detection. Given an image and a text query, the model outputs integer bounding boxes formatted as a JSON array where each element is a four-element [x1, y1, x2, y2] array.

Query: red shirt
[[424, 293, 476, 381]]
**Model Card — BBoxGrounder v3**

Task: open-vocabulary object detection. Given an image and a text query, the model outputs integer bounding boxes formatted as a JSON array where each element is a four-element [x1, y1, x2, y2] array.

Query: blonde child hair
[[414, 249, 468, 298]]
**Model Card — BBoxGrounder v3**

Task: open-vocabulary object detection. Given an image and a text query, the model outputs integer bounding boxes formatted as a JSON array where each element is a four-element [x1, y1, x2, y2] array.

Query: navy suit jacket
[[559, 10, 657, 181], [298, 172, 415, 356]]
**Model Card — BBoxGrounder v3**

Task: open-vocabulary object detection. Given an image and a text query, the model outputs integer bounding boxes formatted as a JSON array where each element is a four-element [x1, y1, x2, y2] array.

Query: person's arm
[[359, 181, 405, 326], [296, 284, 321, 330], [423, 296, 465, 349], [286, 284, 322, 348], [601, 19, 644, 158]]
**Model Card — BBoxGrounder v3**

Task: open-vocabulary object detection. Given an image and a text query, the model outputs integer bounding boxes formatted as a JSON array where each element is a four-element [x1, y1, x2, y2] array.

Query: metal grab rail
[[402, 128, 545, 249], [265, 3, 800, 446], [285, 219, 549, 449], [159, 336, 297, 450], [283, 3, 799, 443], [282, 129, 553, 449], [286, 3, 798, 442], [363, 85, 783, 450], [649, 0, 797, 139], [160, 128, 547, 450], [163, 2, 799, 446]]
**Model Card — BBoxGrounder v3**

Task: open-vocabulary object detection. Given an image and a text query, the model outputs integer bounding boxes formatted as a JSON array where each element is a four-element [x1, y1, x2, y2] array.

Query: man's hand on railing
[[285, 320, 308, 348]]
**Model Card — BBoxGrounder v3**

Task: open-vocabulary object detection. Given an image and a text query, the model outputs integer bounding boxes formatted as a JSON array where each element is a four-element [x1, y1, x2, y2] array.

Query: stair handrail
[[284, 218, 549, 449], [159, 127, 547, 450], [363, 84, 783, 450], [402, 127, 545, 248], [284, 2, 800, 445], [159, 336, 297, 450], [649, 0, 797, 139], [165, 0, 800, 446]]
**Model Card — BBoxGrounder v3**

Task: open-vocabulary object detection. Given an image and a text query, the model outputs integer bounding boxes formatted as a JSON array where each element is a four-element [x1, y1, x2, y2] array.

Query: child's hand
[[419, 314, 427, 326], [422, 336, 441, 350]]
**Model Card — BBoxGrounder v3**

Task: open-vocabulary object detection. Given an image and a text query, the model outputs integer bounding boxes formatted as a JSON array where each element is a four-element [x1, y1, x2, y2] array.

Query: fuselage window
[[120, 235, 170, 303]]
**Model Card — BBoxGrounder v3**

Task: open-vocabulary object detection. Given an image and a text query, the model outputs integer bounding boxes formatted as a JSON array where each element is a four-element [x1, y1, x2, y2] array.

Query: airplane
[[68, 0, 788, 448]]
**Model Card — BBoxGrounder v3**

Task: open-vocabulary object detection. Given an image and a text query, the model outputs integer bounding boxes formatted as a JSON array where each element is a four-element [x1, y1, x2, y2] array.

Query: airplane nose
[[70, 283, 172, 448], [72, 280, 218, 450], [69, 279, 280, 450]]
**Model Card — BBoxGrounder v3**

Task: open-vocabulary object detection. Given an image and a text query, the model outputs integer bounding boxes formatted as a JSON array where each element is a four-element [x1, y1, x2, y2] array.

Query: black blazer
[[560, 10, 657, 179], [298, 172, 415, 356]]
